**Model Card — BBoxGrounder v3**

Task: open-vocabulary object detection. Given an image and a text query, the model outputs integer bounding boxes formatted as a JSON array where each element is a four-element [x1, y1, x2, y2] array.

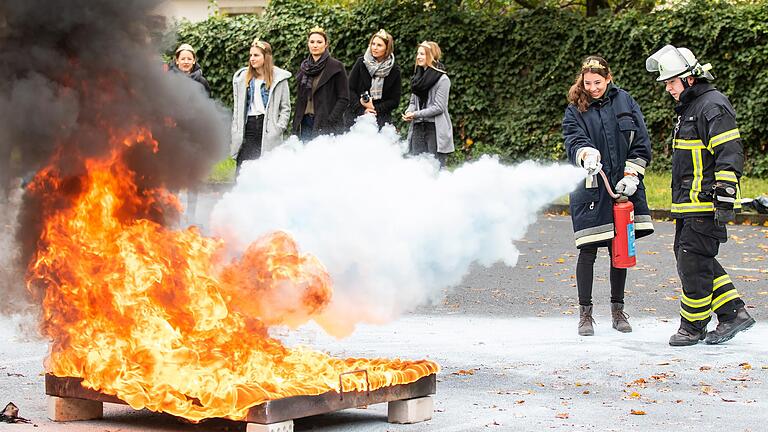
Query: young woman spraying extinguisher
[[562, 56, 654, 336]]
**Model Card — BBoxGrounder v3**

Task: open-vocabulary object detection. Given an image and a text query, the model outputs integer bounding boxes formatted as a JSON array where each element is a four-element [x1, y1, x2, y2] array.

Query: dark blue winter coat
[[563, 85, 654, 248]]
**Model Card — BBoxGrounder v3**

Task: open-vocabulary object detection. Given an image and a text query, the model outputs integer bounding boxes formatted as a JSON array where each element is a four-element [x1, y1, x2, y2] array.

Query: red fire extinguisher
[[598, 170, 636, 268]]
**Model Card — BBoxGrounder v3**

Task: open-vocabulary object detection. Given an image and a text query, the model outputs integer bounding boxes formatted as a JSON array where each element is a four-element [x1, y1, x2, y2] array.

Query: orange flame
[[27, 130, 438, 422]]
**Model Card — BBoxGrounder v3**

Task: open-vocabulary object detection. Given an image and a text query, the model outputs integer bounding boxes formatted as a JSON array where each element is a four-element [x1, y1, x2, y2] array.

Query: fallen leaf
[[556, 258, 565, 263], [515, 400, 525, 404], [740, 362, 752, 370], [729, 375, 751, 382], [630, 409, 646, 415], [628, 391, 641, 399], [721, 398, 737, 403], [582, 390, 590, 395], [453, 369, 477, 376], [700, 365, 712, 371], [555, 413, 569, 419]]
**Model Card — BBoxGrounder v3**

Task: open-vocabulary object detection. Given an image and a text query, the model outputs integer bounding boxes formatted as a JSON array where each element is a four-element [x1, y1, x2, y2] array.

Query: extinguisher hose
[[597, 169, 622, 200]]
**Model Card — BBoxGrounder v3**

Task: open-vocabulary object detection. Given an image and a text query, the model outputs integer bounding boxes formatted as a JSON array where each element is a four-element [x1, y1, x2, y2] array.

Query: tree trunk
[[586, 0, 610, 16]]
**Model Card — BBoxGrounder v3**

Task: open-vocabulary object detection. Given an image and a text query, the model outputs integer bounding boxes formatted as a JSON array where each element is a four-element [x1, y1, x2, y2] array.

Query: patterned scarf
[[363, 48, 395, 101], [297, 49, 330, 99]]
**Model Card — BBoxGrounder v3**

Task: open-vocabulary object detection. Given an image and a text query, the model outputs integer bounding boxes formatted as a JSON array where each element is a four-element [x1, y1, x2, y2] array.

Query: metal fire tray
[[45, 372, 436, 424]]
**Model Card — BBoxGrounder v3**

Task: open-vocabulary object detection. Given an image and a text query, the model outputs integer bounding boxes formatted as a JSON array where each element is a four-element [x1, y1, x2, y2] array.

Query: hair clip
[[582, 59, 605, 70], [375, 29, 388, 40]]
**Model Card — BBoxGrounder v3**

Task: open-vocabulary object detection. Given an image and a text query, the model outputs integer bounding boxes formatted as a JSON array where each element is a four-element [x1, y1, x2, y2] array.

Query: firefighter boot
[[611, 303, 632, 333], [669, 327, 706, 346], [578, 305, 595, 336], [705, 307, 756, 345]]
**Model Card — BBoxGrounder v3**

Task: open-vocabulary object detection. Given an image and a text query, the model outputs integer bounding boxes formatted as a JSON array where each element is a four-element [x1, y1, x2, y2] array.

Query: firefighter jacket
[[563, 85, 654, 248], [671, 83, 744, 217]]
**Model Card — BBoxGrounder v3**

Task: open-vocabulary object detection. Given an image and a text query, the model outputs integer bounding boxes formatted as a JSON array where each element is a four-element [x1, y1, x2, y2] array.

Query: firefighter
[[646, 45, 756, 346]]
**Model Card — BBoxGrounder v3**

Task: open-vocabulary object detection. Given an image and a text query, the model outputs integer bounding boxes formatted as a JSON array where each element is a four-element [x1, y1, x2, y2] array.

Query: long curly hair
[[567, 55, 612, 112]]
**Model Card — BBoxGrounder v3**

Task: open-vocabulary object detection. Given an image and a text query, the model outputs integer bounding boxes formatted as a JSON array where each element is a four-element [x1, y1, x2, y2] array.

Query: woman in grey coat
[[403, 41, 454, 167], [231, 39, 292, 174]]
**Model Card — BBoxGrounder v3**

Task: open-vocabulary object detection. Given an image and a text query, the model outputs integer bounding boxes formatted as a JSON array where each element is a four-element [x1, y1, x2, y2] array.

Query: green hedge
[[175, 0, 768, 175]]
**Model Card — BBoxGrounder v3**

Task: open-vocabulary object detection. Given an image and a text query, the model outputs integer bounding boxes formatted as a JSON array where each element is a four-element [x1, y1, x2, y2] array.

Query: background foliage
[[174, 0, 768, 175]]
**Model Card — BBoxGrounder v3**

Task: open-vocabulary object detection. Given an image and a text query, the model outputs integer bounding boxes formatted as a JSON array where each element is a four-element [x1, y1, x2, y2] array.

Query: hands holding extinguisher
[[578, 147, 602, 176], [615, 167, 640, 196]]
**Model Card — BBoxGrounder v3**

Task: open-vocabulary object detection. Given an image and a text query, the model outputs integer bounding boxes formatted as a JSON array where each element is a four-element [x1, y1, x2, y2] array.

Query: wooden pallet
[[45, 374, 436, 430]]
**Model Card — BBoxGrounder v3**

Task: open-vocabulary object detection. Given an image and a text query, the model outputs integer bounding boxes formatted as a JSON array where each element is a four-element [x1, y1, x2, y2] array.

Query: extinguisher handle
[[597, 169, 623, 200]]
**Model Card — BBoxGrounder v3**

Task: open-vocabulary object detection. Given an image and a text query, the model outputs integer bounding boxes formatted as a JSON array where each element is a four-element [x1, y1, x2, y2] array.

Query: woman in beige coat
[[231, 39, 291, 174]]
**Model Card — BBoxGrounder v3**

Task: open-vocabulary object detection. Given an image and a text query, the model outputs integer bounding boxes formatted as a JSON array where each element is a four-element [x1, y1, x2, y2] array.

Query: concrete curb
[[544, 203, 768, 225]]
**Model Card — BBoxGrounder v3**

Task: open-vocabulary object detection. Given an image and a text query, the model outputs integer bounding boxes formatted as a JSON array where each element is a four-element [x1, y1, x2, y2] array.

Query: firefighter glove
[[713, 181, 737, 210], [579, 147, 602, 176], [615, 174, 639, 196]]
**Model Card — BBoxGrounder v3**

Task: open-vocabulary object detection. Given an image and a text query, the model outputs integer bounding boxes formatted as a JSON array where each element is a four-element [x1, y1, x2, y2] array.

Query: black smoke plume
[[0, 0, 229, 313]]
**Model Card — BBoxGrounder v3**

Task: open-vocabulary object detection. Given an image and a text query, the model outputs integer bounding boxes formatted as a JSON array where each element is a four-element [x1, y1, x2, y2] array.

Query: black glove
[[715, 208, 735, 226], [713, 181, 737, 226]]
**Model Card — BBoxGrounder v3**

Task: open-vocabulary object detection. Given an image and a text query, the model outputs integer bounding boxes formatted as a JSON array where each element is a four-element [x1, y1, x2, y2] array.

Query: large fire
[[26, 129, 438, 422]]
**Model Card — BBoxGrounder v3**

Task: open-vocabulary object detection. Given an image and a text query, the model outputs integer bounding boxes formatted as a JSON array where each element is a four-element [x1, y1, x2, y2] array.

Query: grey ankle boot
[[578, 305, 595, 336], [611, 302, 632, 333]]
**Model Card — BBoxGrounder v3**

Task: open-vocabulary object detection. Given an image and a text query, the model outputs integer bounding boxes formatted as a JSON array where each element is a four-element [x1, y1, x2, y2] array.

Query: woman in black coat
[[345, 29, 401, 129], [292, 27, 349, 141], [167, 43, 211, 97], [166, 43, 212, 224], [563, 55, 654, 337]]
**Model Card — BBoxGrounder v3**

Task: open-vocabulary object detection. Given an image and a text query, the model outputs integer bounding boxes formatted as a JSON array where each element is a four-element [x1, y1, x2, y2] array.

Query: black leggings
[[576, 244, 627, 306]]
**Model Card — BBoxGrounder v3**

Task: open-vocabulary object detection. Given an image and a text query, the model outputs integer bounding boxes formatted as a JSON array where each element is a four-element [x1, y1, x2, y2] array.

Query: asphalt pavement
[[1, 192, 766, 431]]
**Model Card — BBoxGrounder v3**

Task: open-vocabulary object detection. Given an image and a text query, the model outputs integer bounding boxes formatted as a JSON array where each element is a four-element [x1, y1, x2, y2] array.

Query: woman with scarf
[[346, 29, 401, 129], [403, 41, 454, 167], [292, 27, 349, 141], [231, 39, 292, 174], [563, 55, 654, 336]]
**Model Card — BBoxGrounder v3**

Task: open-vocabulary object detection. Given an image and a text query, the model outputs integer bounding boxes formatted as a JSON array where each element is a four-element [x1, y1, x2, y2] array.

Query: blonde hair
[[567, 55, 612, 112], [246, 39, 274, 89], [369, 29, 395, 59], [415, 41, 444, 72]]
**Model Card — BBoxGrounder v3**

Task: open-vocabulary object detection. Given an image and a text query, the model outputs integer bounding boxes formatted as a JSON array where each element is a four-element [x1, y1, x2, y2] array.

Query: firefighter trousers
[[674, 217, 745, 332]]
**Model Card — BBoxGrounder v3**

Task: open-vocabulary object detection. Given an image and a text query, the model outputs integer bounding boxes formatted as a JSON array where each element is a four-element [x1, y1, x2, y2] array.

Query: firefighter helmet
[[646, 45, 714, 82]]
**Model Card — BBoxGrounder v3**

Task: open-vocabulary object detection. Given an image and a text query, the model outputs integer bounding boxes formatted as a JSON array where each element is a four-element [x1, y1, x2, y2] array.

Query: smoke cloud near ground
[[211, 116, 585, 337], [0, 0, 229, 313]]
